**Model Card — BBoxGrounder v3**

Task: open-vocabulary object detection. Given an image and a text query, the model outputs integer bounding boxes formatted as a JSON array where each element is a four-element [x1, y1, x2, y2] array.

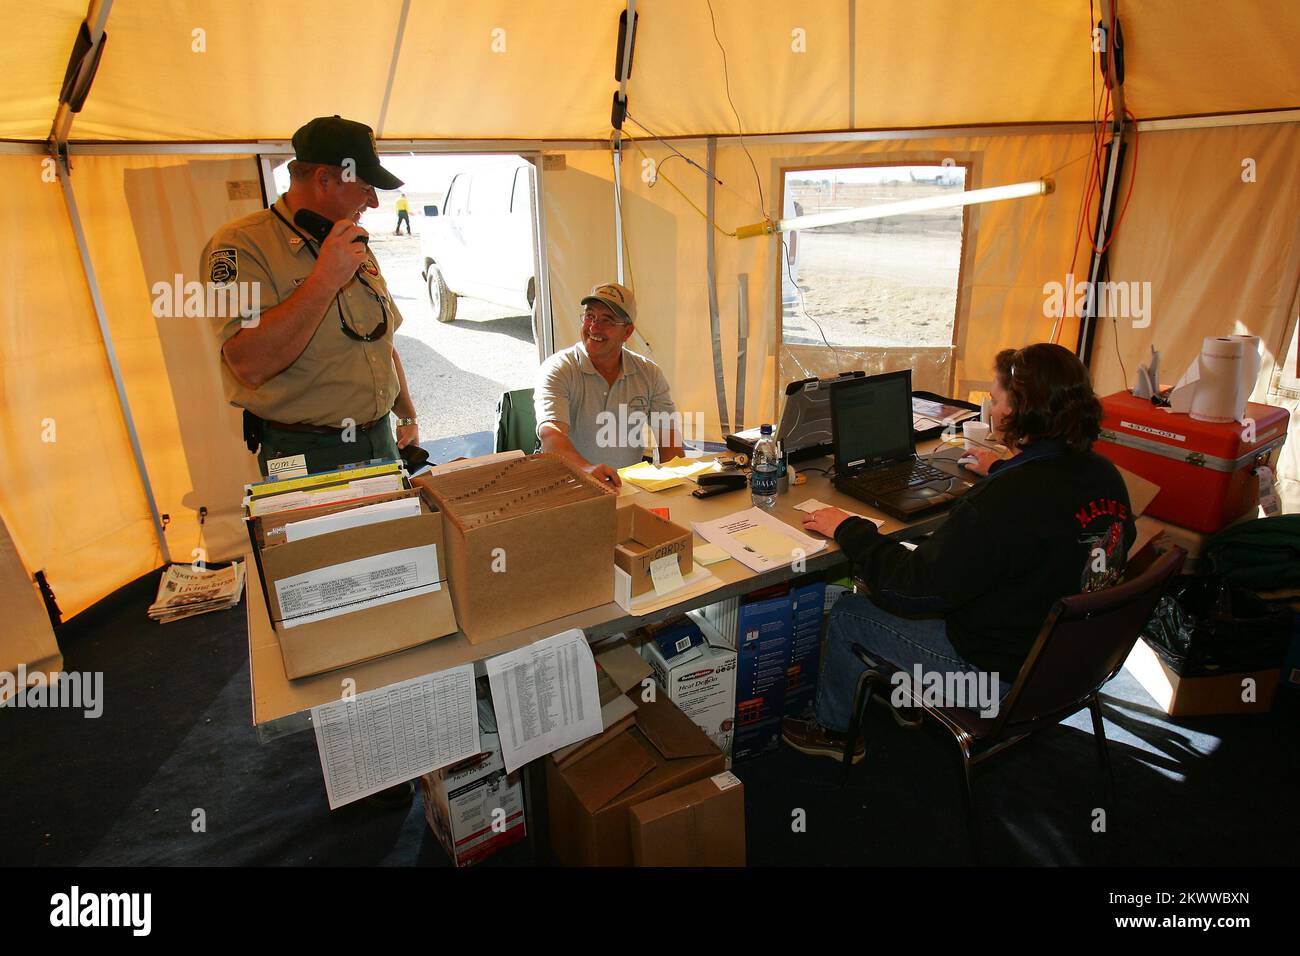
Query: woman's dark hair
[[993, 343, 1103, 452]]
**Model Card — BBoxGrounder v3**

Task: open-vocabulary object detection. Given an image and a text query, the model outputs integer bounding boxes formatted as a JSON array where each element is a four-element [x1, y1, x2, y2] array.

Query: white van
[[420, 158, 536, 323]]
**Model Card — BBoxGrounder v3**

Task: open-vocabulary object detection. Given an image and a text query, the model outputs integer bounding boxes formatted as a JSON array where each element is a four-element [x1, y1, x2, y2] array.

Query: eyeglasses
[[581, 309, 629, 330]]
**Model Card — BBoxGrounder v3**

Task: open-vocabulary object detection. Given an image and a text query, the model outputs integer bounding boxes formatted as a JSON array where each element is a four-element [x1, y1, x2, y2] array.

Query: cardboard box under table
[[630, 771, 746, 867], [250, 488, 458, 679], [416, 454, 617, 644], [546, 692, 726, 867], [615, 504, 693, 597]]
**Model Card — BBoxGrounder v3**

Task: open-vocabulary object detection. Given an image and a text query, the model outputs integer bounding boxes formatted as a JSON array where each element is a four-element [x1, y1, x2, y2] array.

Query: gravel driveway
[[362, 220, 542, 446]]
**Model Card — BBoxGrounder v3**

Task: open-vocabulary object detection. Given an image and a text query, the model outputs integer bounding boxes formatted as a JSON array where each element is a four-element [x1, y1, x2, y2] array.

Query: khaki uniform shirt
[[201, 197, 403, 427], [534, 342, 678, 470]]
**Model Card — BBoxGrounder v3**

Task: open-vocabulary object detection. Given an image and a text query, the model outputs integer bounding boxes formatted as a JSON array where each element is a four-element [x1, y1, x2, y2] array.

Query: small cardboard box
[[615, 504, 693, 597], [546, 692, 725, 866], [419, 728, 526, 867], [252, 488, 458, 679], [630, 771, 746, 867], [416, 454, 617, 644], [551, 641, 653, 766], [1123, 637, 1281, 717]]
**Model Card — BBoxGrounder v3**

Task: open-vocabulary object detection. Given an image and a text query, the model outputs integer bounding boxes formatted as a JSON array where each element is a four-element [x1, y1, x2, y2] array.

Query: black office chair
[[841, 547, 1186, 860]]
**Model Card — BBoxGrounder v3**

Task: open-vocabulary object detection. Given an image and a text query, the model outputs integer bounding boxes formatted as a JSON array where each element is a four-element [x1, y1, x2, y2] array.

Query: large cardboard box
[[251, 488, 458, 679], [546, 693, 725, 866], [630, 771, 746, 867], [416, 454, 617, 643], [642, 616, 738, 756], [1123, 637, 1281, 717], [419, 728, 526, 867], [615, 504, 693, 597]]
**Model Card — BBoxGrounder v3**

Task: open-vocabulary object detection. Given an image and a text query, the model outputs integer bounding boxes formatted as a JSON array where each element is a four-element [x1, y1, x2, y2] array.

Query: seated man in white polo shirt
[[535, 282, 684, 487]]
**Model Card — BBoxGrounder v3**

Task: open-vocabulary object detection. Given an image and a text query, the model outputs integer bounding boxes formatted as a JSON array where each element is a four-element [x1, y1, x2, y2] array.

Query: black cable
[[781, 234, 853, 371], [704, 0, 765, 213]]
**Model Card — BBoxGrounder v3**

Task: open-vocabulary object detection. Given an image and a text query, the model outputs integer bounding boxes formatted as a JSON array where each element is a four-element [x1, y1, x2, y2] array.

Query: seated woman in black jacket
[[783, 342, 1135, 762]]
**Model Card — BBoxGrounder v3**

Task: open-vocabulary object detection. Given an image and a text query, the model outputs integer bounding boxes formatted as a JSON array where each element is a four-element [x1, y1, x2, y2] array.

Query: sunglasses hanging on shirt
[[271, 206, 389, 342]]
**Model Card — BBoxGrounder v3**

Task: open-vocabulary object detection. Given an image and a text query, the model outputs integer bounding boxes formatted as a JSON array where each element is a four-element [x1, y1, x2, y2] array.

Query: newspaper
[[148, 561, 246, 623]]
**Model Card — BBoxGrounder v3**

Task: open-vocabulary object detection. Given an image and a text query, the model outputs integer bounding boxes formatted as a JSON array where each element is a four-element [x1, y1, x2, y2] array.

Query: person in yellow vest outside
[[395, 193, 411, 235]]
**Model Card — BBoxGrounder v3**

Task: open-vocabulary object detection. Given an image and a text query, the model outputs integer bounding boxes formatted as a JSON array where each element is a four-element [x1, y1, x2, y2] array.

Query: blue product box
[[733, 592, 794, 762], [650, 618, 706, 664], [786, 580, 827, 716]]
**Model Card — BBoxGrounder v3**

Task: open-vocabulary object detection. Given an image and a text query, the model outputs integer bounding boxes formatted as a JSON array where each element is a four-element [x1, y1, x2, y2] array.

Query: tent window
[[780, 164, 967, 350]]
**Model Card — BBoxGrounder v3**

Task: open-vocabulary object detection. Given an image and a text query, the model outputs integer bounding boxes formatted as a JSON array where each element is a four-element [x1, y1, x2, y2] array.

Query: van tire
[[427, 264, 458, 323]]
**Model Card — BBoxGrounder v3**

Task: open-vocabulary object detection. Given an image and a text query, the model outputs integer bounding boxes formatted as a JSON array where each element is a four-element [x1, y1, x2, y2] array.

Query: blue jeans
[[814, 593, 1011, 733]]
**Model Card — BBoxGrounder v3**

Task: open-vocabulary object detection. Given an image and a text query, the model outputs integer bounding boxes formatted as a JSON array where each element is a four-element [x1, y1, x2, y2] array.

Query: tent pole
[[55, 162, 172, 567], [613, 143, 625, 283], [612, 0, 637, 285], [1077, 0, 1127, 366], [48, 0, 170, 567], [48, 0, 113, 167], [706, 137, 731, 436]]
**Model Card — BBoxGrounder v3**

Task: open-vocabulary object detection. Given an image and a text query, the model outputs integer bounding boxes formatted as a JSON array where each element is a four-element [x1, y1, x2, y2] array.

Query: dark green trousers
[[256, 420, 400, 477]]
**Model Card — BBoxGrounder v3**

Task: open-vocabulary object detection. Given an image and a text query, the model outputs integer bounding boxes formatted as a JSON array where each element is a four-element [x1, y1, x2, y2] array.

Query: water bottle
[[751, 424, 779, 509]]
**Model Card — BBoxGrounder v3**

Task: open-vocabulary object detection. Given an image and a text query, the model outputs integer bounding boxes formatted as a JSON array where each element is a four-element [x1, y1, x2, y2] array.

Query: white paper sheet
[[284, 496, 423, 542], [793, 498, 885, 527], [312, 664, 479, 810], [486, 629, 602, 774], [274, 545, 440, 628], [692, 507, 827, 573]]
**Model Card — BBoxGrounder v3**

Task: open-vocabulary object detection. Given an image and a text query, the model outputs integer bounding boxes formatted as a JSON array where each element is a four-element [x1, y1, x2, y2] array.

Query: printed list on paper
[[486, 629, 602, 774], [312, 665, 479, 810]]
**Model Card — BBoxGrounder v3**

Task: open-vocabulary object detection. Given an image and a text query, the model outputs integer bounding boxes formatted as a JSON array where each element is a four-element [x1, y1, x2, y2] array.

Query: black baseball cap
[[292, 115, 403, 190]]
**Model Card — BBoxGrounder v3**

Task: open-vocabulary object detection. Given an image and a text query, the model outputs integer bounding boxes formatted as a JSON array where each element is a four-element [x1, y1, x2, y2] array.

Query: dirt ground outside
[[783, 180, 964, 351]]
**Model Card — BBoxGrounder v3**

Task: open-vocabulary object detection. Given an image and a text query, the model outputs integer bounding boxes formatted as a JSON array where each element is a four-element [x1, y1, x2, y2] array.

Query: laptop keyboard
[[840, 459, 948, 495]]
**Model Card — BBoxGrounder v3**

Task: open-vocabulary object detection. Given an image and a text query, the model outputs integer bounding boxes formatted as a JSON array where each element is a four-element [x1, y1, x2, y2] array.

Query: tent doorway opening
[[268, 154, 547, 458]]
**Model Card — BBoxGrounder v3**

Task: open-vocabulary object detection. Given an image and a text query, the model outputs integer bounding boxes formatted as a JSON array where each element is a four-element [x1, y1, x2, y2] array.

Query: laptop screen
[[831, 370, 915, 471]]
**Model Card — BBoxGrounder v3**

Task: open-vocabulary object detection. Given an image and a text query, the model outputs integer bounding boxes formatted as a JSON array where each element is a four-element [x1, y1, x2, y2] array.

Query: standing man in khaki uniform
[[202, 115, 420, 476]]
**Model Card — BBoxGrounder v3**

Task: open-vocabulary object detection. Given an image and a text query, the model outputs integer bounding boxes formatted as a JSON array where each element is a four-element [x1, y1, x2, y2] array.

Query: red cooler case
[[1096, 391, 1289, 534]]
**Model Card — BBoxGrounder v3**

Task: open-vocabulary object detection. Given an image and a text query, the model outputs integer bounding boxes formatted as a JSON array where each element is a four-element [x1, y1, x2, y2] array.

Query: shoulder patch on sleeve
[[209, 248, 238, 286]]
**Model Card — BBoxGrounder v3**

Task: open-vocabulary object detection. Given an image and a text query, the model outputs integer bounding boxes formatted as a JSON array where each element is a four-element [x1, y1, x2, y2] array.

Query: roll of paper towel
[[1190, 336, 1245, 423], [1228, 334, 1262, 421]]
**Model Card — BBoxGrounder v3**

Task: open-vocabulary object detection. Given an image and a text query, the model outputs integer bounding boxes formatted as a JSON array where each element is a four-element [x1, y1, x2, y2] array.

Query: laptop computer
[[829, 369, 975, 521], [726, 371, 865, 463]]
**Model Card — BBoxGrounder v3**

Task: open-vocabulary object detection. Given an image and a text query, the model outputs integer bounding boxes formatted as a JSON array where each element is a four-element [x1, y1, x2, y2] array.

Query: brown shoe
[[781, 716, 865, 764]]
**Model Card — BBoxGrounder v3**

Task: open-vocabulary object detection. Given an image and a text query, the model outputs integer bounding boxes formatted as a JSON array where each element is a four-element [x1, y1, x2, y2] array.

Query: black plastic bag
[[1141, 575, 1293, 677]]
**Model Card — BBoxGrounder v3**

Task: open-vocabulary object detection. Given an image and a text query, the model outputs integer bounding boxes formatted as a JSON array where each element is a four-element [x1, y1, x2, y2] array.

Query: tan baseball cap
[[580, 282, 636, 325]]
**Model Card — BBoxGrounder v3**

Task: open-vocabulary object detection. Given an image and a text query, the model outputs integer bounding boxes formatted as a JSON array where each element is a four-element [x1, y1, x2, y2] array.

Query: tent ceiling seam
[[374, 0, 411, 138]]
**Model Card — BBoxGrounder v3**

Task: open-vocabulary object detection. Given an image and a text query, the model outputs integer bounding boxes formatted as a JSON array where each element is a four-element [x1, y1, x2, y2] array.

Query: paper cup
[[963, 421, 990, 451]]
